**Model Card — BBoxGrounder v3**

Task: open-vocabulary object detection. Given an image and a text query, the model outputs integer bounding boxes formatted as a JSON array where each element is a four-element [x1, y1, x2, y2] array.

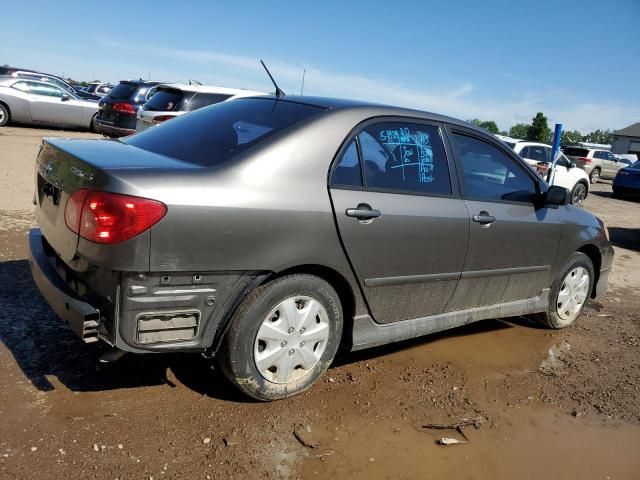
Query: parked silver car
[[563, 146, 623, 184], [0, 77, 99, 129], [29, 96, 613, 401]]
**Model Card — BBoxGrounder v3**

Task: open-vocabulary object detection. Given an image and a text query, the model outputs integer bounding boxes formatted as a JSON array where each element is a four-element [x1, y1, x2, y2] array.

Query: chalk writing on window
[[379, 127, 434, 183]]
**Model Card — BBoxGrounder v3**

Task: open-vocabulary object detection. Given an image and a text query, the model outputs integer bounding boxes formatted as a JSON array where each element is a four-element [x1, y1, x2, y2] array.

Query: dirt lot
[[1, 126, 639, 480]]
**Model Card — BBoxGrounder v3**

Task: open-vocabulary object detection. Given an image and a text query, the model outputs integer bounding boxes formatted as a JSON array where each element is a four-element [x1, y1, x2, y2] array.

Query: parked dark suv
[[94, 80, 160, 137]]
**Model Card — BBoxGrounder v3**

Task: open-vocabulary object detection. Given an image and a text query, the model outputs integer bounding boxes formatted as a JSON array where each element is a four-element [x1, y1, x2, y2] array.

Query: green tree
[[526, 112, 551, 143], [468, 118, 500, 134], [508, 123, 529, 139], [584, 129, 613, 145], [561, 130, 583, 146]]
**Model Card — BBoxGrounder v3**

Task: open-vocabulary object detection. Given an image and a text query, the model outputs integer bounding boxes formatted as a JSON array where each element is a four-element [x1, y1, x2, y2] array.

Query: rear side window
[[331, 140, 362, 187], [184, 93, 233, 112], [562, 147, 589, 157], [143, 88, 190, 112], [125, 98, 325, 167], [452, 133, 537, 203], [358, 122, 451, 195], [108, 82, 137, 99]]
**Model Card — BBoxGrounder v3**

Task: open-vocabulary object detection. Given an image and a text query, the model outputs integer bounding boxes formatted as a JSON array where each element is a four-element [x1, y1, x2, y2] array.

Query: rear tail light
[[113, 102, 136, 115], [579, 157, 592, 163], [65, 189, 167, 244], [152, 115, 174, 124]]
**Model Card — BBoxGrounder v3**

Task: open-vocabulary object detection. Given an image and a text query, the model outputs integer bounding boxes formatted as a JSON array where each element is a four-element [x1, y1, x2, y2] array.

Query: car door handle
[[472, 213, 496, 225], [345, 204, 381, 220]]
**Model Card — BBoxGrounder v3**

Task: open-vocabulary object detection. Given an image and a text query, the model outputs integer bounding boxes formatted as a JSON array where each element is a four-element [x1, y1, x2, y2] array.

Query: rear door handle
[[472, 213, 496, 225], [346, 204, 381, 220]]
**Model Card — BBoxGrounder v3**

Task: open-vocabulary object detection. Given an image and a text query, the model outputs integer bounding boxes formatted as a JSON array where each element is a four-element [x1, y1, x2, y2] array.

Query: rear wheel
[[89, 114, 97, 133], [0, 103, 9, 127], [589, 168, 600, 184], [218, 274, 343, 401], [532, 252, 594, 329], [571, 182, 588, 207]]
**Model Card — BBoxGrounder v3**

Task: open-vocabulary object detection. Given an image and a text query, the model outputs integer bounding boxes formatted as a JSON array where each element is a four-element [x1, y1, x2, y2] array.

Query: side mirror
[[570, 162, 577, 169], [61, 94, 71, 102], [543, 185, 570, 206]]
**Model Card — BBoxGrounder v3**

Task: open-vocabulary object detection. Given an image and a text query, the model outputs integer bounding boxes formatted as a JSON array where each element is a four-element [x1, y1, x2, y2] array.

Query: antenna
[[300, 69, 306, 95], [260, 60, 285, 99]]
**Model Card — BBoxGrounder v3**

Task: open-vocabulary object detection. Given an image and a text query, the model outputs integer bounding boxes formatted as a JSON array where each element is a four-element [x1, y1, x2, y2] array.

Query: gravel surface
[[0, 126, 639, 479]]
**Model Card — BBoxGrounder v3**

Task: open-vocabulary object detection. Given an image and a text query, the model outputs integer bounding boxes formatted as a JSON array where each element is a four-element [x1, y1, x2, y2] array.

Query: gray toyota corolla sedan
[[29, 95, 614, 400]]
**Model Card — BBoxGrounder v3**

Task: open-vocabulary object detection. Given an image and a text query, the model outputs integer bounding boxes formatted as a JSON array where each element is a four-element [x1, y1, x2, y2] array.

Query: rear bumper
[[94, 118, 135, 137], [28, 229, 101, 343]]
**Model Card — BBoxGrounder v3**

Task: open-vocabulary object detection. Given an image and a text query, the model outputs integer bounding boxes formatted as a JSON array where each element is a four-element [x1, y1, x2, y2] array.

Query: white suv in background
[[500, 138, 590, 206], [136, 83, 265, 132]]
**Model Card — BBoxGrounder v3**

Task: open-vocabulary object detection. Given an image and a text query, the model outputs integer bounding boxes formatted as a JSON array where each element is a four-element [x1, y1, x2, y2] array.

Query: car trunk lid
[[35, 138, 199, 262]]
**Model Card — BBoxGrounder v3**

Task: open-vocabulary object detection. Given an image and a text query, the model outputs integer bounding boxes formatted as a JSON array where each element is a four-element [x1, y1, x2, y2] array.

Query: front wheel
[[532, 252, 594, 329], [0, 103, 9, 127], [218, 274, 343, 401], [571, 182, 588, 207]]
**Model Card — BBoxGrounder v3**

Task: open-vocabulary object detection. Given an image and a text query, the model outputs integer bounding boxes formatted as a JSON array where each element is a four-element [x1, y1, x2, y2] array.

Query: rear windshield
[[108, 82, 138, 100], [183, 92, 232, 112], [562, 147, 589, 157], [143, 88, 190, 112], [125, 98, 326, 167]]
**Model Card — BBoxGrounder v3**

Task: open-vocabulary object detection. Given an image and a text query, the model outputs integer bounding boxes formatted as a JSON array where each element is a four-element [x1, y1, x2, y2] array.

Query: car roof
[[244, 95, 489, 133], [154, 83, 266, 96]]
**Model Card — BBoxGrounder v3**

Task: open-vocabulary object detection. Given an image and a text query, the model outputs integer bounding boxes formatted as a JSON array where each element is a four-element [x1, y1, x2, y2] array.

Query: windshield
[[125, 98, 326, 167]]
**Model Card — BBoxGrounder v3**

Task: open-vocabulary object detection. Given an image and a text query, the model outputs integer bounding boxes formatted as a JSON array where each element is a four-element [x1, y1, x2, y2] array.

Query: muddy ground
[[0, 126, 639, 479]]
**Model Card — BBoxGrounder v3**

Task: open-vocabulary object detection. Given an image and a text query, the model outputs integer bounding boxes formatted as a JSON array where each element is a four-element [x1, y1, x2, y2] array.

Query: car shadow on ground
[[0, 259, 248, 401], [609, 227, 640, 252]]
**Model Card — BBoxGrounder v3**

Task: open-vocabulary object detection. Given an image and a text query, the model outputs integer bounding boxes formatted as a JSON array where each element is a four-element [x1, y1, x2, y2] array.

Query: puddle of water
[[299, 407, 640, 480], [378, 318, 556, 379]]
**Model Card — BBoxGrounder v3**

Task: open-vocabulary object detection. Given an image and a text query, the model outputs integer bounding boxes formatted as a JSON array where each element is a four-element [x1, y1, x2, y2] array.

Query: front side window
[[331, 140, 362, 187], [358, 122, 451, 195], [27, 82, 65, 97], [452, 133, 538, 203]]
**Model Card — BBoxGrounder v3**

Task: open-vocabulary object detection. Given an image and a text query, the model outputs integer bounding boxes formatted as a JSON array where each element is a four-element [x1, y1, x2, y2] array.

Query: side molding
[[350, 290, 550, 351]]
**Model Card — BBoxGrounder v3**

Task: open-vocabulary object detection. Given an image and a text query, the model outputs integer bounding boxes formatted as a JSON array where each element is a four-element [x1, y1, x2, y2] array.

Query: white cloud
[[94, 37, 639, 133]]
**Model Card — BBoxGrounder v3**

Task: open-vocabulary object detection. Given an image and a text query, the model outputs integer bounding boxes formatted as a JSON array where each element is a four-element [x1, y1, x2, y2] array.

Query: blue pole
[[549, 123, 563, 185]]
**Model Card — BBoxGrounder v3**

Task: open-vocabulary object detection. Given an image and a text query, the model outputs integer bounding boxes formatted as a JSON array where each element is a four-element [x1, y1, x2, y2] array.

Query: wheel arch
[[0, 100, 11, 121], [576, 243, 601, 298], [209, 264, 358, 355]]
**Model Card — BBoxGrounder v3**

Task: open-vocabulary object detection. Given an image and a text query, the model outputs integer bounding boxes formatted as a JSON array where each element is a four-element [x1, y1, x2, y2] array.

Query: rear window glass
[[143, 88, 189, 112], [108, 82, 137, 100], [562, 147, 589, 157], [184, 92, 232, 112], [125, 98, 325, 167]]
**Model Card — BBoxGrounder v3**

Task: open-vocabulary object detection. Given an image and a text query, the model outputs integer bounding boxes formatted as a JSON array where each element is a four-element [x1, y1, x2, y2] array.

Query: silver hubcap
[[557, 267, 590, 322], [0, 108, 5, 123], [254, 296, 330, 384], [591, 170, 599, 182]]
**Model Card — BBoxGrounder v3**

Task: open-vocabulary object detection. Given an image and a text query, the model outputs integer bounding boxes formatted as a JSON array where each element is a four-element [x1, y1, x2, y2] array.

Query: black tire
[[532, 252, 595, 329], [89, 114, 97, 133], [570, 182, 588, 207], [589, 168, 600, 184], [218, 274, 343, 401], [0, 103, 9, 127]]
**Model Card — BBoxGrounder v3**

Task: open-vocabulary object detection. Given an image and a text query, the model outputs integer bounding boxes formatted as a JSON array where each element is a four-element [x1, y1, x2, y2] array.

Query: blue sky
[[2, 0, 638, 132]]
